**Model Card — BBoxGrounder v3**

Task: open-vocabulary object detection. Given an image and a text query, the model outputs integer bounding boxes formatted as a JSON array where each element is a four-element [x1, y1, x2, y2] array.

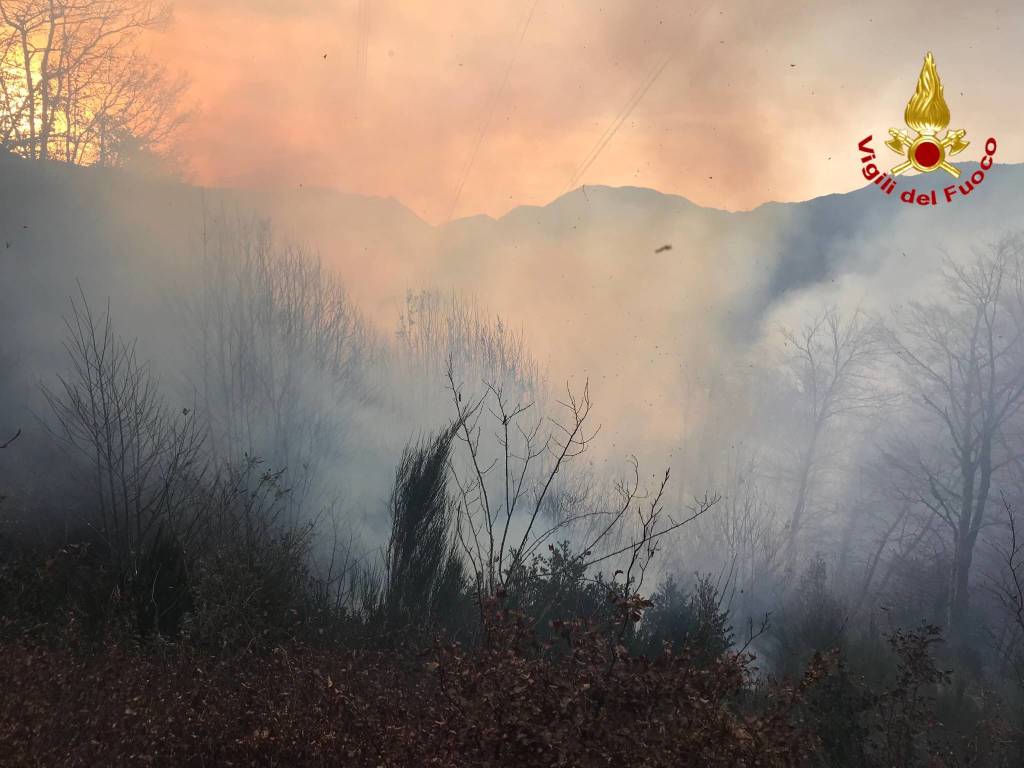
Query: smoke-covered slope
[[3, 153, 1023, 475]]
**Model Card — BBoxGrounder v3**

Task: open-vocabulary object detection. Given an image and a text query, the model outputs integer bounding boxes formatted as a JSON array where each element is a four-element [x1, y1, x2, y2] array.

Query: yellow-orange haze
[[150, 0, 1021, 224]]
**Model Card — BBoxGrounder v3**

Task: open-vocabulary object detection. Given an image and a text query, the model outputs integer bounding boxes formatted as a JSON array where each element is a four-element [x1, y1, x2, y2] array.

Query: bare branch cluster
[[0, 0, 188, 166], [41, 282, 206, 578], [883, 235, 1024, 638], [189, 216, 376, 514], [394, 288, 544, 410], [444, 357, 716, 606], [779, 305, 891, 569]]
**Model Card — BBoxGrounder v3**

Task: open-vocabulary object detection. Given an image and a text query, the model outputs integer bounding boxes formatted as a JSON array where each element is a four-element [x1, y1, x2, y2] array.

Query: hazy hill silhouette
[[3, 153, 1022, 469]]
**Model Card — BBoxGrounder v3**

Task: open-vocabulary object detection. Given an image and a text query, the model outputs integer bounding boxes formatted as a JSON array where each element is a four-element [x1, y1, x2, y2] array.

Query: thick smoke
[[4, 153, 1024, 647]]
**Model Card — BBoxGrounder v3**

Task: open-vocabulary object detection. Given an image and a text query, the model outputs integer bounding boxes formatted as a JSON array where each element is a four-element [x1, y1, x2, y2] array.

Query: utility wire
[[563, 0, 719, 194], [445, 0, 541, 223]]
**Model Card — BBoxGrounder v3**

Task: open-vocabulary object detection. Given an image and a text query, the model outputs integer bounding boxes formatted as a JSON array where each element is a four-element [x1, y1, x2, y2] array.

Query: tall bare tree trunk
[[787, 425, 819, 573], [18, 29, 35, 159], [949, 437, 993, 643]]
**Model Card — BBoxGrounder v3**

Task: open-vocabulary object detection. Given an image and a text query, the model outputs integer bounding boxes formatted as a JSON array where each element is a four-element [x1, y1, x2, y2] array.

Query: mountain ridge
[[4, 151, 1024, 473]]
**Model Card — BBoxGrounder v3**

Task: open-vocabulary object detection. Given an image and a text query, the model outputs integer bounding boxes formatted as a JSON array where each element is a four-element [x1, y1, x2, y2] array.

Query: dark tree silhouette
[[885, 235, 1024, 644], [0, 0, 187, 165]]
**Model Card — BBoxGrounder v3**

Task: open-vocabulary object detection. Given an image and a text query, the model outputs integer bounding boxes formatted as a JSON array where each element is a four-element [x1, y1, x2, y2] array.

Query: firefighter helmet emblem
[[884, 52, 968, 178]]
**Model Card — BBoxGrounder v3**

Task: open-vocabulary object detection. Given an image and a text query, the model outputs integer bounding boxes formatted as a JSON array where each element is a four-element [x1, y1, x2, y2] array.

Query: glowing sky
[[150, 0, 1023, 223]]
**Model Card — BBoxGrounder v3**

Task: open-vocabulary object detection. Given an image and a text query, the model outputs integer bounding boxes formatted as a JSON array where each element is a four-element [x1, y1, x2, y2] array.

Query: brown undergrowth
[[0, 596, 826, 768]]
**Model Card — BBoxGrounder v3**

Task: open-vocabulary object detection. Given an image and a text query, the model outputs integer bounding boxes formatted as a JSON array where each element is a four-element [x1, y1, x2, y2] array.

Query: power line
[[563, 0, 719, 194], [565, 54, 671, 193], [445, 0, 540, 223], [354, 0, 370, 118]]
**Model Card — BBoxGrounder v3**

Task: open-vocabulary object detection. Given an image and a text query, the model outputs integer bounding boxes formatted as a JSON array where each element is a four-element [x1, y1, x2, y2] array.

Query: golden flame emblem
[[885, 52, 968, 178]]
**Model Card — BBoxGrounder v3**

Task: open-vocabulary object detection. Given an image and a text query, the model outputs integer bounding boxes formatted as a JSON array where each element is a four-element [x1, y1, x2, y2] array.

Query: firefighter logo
[[884, 52, 968, 178]]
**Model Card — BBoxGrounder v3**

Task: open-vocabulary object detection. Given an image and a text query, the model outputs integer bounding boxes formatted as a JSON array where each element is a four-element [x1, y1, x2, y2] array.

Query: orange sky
[[149, 0, 1022, 224]]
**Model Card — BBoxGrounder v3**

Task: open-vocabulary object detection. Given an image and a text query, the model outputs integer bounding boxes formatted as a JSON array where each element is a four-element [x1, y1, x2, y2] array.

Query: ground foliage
[[0, 598, 823, 768]]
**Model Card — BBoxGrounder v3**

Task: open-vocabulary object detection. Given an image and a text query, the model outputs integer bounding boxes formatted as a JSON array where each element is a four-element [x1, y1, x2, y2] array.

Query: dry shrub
[[0, 594, 826, 767]]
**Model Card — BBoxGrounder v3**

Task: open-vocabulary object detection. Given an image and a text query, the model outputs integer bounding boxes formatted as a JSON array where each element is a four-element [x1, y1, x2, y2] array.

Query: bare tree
[[850, 451, 936, 617], [985, 498, 1024, 691], [702, 445, 785, 598], [41, 285, 205, 580], [189, 216, 375, 516], [445, 359, 595, 595], [395, 288, 544, 411], [444, 358, 716, 605], [885, 235, 1024, 642], [780, 306, 888, 570], [0, 0, 187, 165]]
